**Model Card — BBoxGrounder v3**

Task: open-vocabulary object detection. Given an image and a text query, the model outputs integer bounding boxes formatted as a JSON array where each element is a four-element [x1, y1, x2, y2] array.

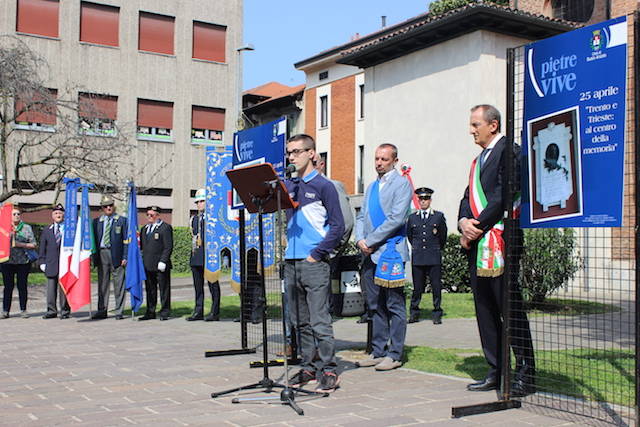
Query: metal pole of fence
[[501, 45, 516, 401], [634, 11, 640, 425]]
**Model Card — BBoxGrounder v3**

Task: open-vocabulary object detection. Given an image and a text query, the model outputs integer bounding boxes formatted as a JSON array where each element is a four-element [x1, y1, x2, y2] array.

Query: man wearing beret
[[407, 187, 447, 324], [39, 204, 71, 319], [140, 206, 173, 321], [187, 189, 220, 321], [92, 195, 128, 320]]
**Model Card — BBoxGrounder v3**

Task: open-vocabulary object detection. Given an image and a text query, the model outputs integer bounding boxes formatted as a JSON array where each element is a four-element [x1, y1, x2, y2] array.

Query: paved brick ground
[[0, 282, 584, 426]]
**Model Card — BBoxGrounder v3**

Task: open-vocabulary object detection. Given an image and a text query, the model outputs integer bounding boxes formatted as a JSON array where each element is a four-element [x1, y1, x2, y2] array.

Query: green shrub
[[442, 233, 471, 293], [520, 228, 582, 304], [170, 226, 192, 274]]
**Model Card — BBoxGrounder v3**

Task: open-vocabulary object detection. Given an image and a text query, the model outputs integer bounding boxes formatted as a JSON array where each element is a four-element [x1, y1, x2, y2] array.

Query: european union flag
[[125, 182, 146, 312]]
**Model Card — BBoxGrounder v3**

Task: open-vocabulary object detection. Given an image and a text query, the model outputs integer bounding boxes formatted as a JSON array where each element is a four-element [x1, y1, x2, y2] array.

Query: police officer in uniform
[[407, 187, 447, 324], [187, 189, 220, 321]]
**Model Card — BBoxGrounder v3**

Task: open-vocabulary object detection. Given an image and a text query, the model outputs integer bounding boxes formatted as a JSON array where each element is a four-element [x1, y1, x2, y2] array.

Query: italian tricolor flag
[[60, 185, 93, 311]]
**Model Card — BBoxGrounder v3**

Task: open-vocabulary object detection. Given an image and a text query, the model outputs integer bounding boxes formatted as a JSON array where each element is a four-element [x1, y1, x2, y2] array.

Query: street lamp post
[[236, 44, 255, 131]]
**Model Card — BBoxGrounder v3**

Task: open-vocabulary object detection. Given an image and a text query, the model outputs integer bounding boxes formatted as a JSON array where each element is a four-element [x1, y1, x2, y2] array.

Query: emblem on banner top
[[590, 29, 602, 52]]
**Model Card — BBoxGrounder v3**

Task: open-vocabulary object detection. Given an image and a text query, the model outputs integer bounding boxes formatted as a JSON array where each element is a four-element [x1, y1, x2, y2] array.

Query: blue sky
[[242, 0, 434, 90]]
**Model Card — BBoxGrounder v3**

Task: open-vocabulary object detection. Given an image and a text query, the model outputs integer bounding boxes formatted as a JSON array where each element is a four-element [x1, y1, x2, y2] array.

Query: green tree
[[429, 0, 509, 15]]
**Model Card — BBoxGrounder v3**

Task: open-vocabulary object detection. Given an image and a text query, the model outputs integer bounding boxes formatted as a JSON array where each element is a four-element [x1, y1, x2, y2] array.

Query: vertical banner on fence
[[521, 16, 627, 228]]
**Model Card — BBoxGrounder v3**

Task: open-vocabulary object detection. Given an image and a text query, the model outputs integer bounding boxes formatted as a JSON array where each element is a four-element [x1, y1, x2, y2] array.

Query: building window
[[14, 88, 57, 132], [320, 95, 328, 128], [191, 106, 225, 145], [359, 84, 365, 119], [80, 2, 119, 47], [139, 11, 174, 55], [319, 152, 328, 175], [357, 145, 364, 194], [549, 0, 594, 22], [319, 71, 328, 80], [192, 21, 226, 63], [78, 93, 117, 137], [16, 0, 59, 38], [137, 99, 173, 142]]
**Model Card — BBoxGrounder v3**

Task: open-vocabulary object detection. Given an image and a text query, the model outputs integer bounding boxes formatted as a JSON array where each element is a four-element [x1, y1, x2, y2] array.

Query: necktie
[[104, 217, 112, 247], [54, 224, 61, 244], [480, 148, 491, 169]]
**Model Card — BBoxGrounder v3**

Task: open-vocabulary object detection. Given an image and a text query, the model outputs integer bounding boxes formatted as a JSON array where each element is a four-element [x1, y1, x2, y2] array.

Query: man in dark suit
[[458, 104, 535, 397], [187, 189, 220, 321], [407, 187, 447, 324], [139, 205, 173, 321], [92, 195, 128, 320], [39, 204, 70, 319]]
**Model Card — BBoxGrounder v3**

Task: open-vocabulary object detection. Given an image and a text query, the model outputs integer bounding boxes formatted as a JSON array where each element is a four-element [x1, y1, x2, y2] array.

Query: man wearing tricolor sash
[[458, 105, 535, 397], [355, 143, 412, 371]]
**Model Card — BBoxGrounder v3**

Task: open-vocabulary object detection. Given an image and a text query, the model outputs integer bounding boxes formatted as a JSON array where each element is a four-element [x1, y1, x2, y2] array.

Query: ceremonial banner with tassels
[[205, 147, 277, 293], [205, 147, 241, 292], [0, 203, 13, 263], [368, 180, 406, 288], [468, 157, 504, 277]]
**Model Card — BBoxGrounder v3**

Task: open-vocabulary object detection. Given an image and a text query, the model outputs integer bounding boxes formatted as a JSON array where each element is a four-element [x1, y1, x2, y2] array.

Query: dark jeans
[[284, 259, 336, 373], [2, 263, 30, 312], [190, 266, 220, 316], [362, 257, 407, 361]]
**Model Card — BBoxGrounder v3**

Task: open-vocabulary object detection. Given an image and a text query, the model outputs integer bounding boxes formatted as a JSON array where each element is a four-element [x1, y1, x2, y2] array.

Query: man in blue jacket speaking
[[284, 134, 344, 392]]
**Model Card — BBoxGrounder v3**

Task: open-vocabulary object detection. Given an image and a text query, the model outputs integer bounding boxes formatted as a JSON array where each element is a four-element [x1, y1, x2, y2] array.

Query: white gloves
[[158, 262, 166, 272], [40, 264, 46, 272]]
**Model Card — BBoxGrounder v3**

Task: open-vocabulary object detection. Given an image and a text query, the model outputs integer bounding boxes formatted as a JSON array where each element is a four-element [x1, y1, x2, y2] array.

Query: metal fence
[[504, 16, 637, 424]]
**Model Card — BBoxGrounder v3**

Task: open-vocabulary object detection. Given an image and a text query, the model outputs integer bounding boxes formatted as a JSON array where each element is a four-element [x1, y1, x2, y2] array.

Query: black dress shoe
[[467, 377, 499, 391], [233, 317, 241, 322], [159, 316, 169, 321], [204, 313, 219, 321], [139, 314, 156, 320], [114, 314, 124, 320], [42, 313, 57, 319], [60, 314, 70, 319], [432, 317, 442, 325], [186, 314, 204, 321], [511, 380, 535, 397], [408, 316, 419, 324], [91, 313, 107, 320], [356, 315, 369, 324]]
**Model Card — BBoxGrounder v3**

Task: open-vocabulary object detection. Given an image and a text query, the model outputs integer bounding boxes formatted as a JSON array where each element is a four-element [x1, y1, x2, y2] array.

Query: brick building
[[0, 0, 243, 225]]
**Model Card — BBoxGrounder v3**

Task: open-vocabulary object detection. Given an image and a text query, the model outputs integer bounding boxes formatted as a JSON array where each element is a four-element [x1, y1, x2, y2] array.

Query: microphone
[[285, 163, 296, 178]]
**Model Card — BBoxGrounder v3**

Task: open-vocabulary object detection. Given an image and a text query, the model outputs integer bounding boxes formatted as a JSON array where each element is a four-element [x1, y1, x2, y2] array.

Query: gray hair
[[471, 104, 501, 131]]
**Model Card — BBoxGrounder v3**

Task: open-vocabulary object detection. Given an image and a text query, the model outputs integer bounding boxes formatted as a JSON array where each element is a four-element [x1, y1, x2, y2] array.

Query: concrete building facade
[[0, 0, 242, 225]]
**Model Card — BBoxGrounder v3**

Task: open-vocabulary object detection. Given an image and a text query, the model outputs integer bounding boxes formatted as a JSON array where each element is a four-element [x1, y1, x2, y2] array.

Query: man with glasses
[[283, 134, 345, 392], [407, 187, 447, 324], [187, 189, 220, 321], [92, 195, 128, 320], [140, 206, 173, 321]]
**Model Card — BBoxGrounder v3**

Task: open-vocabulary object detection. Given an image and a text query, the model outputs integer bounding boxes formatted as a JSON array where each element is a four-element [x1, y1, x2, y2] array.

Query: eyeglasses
[[286, 148, 310, 156], [146, 213, 158, 217], [418, 196, 431, 200]]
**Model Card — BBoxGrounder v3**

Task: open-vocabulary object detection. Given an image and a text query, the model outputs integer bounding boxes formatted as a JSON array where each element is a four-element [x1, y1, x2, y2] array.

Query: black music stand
[[210, 163, 328, 415]]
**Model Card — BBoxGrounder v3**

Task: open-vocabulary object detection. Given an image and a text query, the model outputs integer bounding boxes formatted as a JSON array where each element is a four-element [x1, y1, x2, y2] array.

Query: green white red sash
[[468, 157, 504, 277]]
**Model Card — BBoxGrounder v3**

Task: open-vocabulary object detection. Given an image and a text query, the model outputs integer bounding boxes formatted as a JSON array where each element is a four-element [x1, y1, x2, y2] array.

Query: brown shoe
[[375, 356, 402, 371]]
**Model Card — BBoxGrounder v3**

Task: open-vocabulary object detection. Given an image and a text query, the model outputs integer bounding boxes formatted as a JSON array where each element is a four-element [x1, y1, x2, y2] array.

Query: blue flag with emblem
[[125, 182, 146, 312]]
